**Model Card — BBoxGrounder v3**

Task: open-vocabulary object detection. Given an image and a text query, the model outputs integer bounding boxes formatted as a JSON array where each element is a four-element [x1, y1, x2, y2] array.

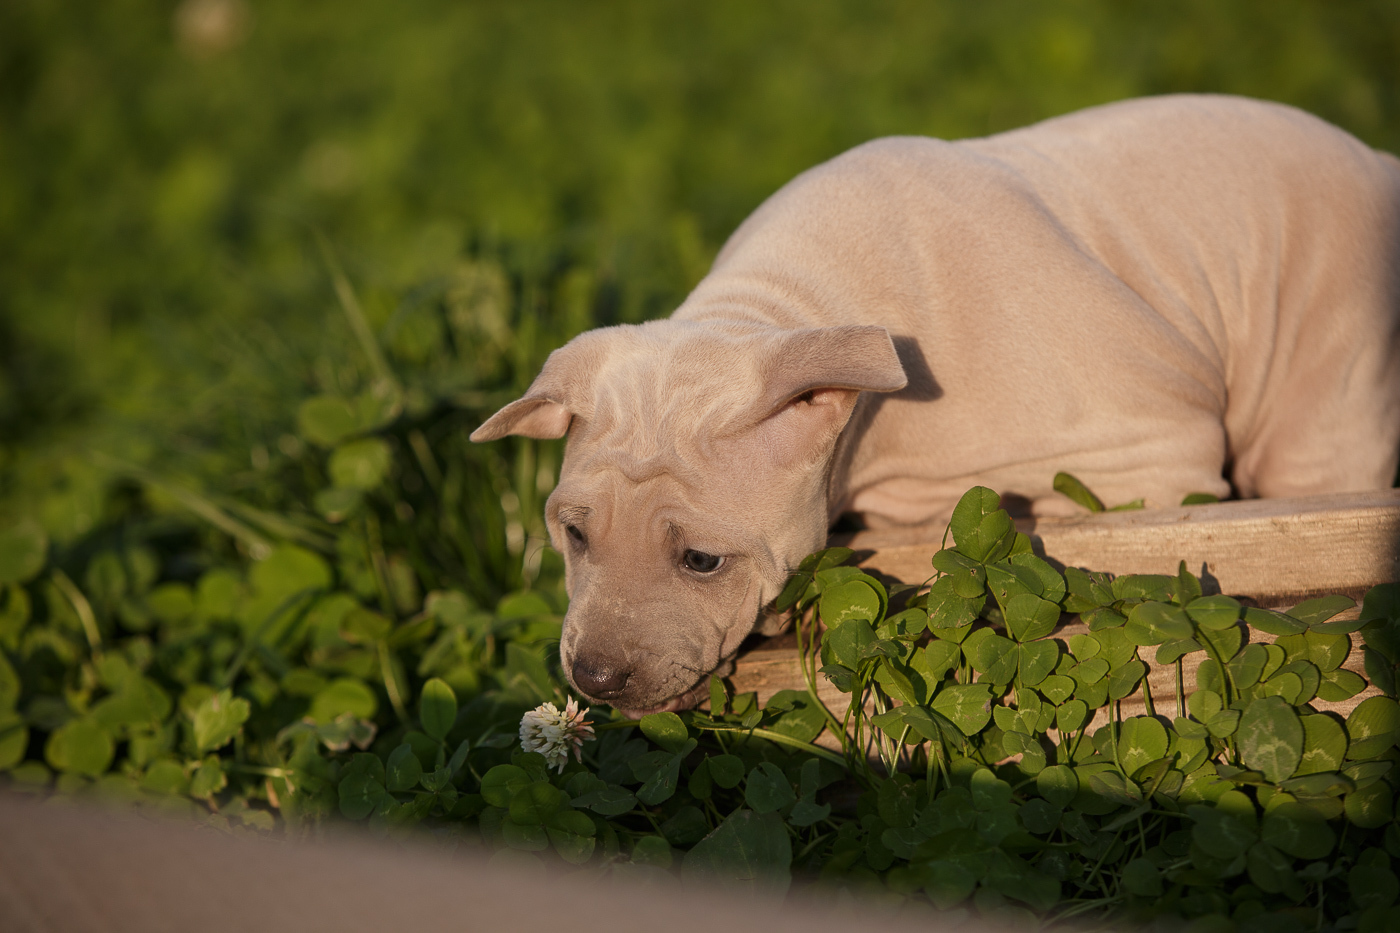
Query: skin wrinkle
[[475, 95, 1400, 711], [557, 506, 591, 528]]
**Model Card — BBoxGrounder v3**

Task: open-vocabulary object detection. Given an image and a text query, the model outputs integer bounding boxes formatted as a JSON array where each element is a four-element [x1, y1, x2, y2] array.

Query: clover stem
[[685, 720, 847, 768], [797, 602, 845, 739], [747, 727, 848, 767], [870, 685, 897, 774], [891, 723, 912, 776], [1111, 699, 1127, 777]]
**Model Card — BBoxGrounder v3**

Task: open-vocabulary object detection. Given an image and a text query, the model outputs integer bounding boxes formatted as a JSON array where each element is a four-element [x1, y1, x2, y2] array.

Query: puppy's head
[[472, 320, 906, 715]]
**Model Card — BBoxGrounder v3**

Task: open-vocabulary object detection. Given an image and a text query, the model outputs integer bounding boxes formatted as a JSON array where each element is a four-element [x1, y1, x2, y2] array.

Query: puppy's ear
[[470, 336, 606, 442], [748, 325, 907, 464], [470, 394, 572, 441]]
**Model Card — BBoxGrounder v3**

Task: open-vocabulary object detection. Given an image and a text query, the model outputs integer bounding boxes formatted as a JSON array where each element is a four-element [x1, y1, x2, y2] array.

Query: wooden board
[[729, 607, 1377, 750], [729, 490, 1400, 742], [836, 488, 1400, 603]]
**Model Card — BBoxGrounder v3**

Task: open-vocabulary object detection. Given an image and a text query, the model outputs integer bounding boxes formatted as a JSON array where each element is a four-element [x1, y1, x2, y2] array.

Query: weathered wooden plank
[[729, 491, 1400, 744], [836, 489, 1400, 602], [728, 607, 1378, 749]]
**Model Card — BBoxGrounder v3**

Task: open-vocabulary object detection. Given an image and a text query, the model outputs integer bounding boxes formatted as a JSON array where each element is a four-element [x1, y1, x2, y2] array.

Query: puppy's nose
[[571, 657, 630, 699]]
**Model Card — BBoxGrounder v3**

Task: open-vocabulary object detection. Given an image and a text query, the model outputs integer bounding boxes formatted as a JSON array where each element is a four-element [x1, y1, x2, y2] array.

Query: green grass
[[2, 3, 1400, 924], [3, 0, 1400, 538]]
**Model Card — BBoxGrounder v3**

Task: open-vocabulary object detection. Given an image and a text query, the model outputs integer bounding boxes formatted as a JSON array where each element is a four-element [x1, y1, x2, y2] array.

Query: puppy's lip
[[610, 677, 712, 719], [615, 695, 692, 720]]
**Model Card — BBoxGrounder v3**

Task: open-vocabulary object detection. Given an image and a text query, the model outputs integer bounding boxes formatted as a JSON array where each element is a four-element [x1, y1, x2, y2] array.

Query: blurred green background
[[2, 0, 1399, 596]]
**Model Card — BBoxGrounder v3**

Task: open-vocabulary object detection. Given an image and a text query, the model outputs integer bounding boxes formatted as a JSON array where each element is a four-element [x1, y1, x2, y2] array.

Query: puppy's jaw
[[557, 590, 759, 714], [556, 534, 781, 715], [612, 679, 713, 719], [572, 647, 742, 719]]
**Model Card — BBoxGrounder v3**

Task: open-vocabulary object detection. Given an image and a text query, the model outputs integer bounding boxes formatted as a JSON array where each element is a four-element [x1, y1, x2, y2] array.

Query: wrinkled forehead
[[547, 320, 788, 540], [557, 410, 767, 528], [549, 464, 762, 549], [570, 321, 773, 452], [553, 443, 742, 514], [551, 466, 680, 525]]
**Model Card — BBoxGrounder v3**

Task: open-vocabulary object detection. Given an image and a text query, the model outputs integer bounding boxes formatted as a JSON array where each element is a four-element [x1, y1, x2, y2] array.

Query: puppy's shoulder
[[766, 135, 1016, 213]]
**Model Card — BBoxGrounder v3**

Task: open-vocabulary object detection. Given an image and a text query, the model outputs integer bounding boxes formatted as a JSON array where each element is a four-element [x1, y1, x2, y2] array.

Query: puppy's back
[[680, 96, 1400, 521]]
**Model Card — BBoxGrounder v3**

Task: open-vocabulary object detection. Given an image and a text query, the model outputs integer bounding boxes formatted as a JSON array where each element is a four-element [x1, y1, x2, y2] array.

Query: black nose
[[571, 657, 630, 699]]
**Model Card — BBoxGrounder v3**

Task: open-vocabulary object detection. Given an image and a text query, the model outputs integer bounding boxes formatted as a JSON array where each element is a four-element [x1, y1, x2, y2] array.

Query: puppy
[[473, 95, 1400, 715]]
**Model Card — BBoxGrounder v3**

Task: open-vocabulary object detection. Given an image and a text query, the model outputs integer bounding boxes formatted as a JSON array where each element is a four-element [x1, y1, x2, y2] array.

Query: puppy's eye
[[682, 550, 724, 574], [565, 524, 586, 547]]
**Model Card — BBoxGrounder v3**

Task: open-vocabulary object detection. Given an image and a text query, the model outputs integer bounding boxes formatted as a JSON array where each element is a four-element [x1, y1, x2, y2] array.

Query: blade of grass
[[314, 232, 400, 395], [100, 455, 273, 558], [50, 569, 102, 657]]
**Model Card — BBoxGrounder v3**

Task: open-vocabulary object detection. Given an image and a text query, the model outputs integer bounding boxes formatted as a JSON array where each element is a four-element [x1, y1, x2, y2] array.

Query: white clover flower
[[519, 698, 595, 772]]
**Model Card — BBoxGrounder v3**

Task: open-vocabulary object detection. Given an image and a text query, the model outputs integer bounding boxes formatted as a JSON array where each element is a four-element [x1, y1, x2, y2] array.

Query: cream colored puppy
[[474, 95, 1400, 715]]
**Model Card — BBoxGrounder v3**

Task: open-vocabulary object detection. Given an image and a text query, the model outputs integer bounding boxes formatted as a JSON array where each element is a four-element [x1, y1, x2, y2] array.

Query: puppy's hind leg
[[1227, 311, 1400, 500]]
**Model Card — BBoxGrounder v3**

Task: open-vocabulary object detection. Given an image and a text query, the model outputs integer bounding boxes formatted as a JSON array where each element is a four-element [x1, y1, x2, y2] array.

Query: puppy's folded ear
[[469, 394, 572, 441], [470, 336, 606, 442], [746, 324, 907, 464], [758, 324, 908, 407]]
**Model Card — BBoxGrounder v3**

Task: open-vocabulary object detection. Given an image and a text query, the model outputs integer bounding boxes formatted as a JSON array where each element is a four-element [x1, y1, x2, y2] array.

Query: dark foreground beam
[[0, 794, 985, 933]]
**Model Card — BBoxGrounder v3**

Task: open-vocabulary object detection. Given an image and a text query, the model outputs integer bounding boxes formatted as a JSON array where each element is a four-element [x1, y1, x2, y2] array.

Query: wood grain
[[837, 488, 1400, 603], [728, 491, 1400, 742], [729, 608, 1377, 746]]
